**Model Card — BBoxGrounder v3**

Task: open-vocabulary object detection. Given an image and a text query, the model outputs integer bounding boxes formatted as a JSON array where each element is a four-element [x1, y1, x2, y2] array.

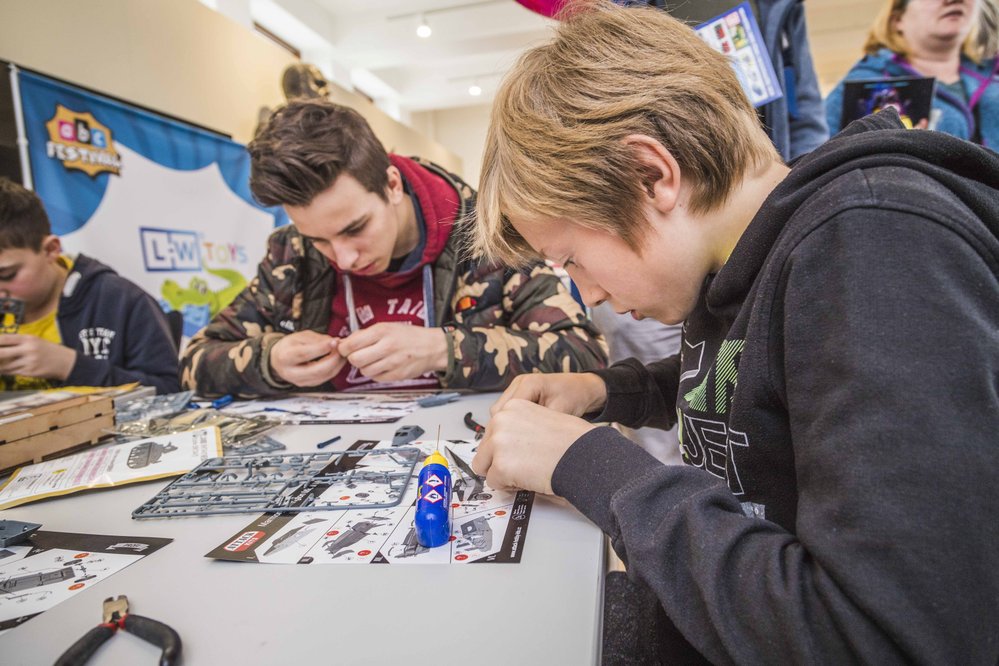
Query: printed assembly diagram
[[0, 531, 171, 636], [208, 439, 535, 565]]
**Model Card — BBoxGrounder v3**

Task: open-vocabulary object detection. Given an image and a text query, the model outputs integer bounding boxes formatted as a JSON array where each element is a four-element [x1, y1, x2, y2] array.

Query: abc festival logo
[[44, 104, 122, 177]]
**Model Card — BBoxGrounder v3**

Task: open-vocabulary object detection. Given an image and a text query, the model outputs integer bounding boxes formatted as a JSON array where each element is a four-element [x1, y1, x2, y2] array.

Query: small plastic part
[[0, 519, 41, 547], [0, 297, 25, 334], [392, 425, 425, 447], [416, 392, 460, 408], [316, 435, 342, 449], [211, 394, 234, 409]]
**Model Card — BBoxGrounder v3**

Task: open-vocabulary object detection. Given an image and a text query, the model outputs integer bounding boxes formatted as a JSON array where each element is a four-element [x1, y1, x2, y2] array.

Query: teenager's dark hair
[[0, 178, 52, 251], [248, 99, 391, 207]]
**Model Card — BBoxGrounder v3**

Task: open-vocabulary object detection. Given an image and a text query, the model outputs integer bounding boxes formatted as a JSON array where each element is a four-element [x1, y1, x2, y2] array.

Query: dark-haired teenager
[[179, 100, 606, 398], [0, 178, 179, 393]]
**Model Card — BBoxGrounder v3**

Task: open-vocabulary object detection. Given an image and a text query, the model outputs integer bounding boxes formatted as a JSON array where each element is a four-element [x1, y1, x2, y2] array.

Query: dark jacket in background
[[757, 0, 829, 159], [58, 254, 180, 393], [617, 0, 830, 159]]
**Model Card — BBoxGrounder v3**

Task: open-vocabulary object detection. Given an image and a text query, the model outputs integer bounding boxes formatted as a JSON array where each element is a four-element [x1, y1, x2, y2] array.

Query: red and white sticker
[[423, 489, 444, 504], [224, 531, 266, 552], [425, 474, 445, 488]]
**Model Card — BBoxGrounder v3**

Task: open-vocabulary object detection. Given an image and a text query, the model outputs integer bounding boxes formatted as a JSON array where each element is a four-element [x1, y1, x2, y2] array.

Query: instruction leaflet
[[217, 392, 427, 424], [0, 426, 222, 510], [0, 530, 171, 636], [207, 438, 535, 565]]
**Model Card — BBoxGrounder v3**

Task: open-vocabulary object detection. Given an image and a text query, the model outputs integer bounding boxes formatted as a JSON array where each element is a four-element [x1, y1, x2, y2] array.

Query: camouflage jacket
[[179, 160, 607, 397]]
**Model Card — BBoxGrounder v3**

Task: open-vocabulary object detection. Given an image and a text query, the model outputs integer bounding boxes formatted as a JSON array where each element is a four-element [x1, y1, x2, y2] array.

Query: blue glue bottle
[[414, 451, 452, 548]]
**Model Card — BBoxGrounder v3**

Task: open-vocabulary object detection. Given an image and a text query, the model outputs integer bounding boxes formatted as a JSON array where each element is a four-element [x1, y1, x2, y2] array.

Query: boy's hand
[[338, 323, 448, 383], [491, 372, 608, 418], [269, 330, 345, 387], [471, 398, 598, 495], [0, 334, 77, 380]]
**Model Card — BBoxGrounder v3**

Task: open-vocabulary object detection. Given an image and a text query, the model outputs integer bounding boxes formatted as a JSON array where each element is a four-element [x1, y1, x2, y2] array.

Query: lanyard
[[342, 263, 436, 333]]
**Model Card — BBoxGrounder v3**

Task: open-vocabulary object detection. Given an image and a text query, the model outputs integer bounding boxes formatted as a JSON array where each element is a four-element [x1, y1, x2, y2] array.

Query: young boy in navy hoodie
[[471, 2, 999, 663], [180, 99, 606, 398], [0, 178, 179, 393]]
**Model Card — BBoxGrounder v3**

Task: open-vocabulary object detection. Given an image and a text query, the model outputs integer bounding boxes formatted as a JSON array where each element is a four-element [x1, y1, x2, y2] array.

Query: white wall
[[412, 104, 492, 188], [1, 0, 293, 144], [0, 0, 461, 172]]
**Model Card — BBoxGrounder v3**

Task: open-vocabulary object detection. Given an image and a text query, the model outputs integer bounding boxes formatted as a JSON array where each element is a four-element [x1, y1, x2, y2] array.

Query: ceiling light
[[416, 15, 432, 38], [468, 84, 482, 96]]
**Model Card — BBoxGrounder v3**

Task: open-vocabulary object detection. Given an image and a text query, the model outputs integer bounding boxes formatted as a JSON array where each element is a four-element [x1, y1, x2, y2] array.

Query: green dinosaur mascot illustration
[[161, 267, 246, 318]]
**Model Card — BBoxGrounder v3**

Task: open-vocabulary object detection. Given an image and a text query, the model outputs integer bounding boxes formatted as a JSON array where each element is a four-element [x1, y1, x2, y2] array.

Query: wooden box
[[0, 393, 115, 475]]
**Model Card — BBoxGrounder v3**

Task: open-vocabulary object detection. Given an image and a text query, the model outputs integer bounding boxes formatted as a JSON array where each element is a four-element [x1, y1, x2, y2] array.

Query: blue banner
[[17, 70, 286, 340]]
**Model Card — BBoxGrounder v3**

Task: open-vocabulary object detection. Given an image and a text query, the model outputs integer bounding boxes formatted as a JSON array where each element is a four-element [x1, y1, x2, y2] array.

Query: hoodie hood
[[357, 154, 460, 290], [58, 253, 117, 316], [709, 109, 999, 313]]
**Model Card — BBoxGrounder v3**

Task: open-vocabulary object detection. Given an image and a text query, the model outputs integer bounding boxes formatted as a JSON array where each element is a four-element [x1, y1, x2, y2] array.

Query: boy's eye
[[0, 270, 16, 281], [343, 224, 365, 237]]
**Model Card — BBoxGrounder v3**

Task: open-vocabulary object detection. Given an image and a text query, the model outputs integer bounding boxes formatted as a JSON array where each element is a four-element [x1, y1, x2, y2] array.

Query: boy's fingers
[[471, 440, 493, 477], [338, 327, 381, 357], [287, 339, 337, 363], [294, 354, 343, 386]]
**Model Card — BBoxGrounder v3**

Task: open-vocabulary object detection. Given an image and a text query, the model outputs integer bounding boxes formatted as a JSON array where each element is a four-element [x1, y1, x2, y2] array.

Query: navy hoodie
[[555, 111, 999, 664], [58, 254, 179, 394]]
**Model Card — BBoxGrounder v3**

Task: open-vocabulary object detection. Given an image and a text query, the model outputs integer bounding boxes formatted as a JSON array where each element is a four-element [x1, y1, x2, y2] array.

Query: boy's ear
[[385, 165, 405, 205], [40, 234, 62, 260], [623, 134, 681, 216]]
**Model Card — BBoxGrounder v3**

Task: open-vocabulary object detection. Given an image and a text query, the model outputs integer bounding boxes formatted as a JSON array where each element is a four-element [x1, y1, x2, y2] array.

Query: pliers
[[464, 412, 486, 440], [55, 595, 182, 666]]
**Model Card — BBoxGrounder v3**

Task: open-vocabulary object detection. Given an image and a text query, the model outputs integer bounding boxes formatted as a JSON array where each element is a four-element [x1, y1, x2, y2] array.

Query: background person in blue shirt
[[826, 0, 999, 147]]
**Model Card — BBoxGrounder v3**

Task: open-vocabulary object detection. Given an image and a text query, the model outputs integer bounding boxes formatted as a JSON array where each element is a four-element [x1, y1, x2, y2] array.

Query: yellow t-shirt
[[1, 256, 73, 391]]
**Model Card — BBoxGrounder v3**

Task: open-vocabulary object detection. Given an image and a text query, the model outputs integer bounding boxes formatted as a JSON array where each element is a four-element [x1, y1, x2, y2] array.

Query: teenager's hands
[[491, 372, 608, 418], [269, 330, 345, 387], [338, 323, 448, 383], [472, 399, 598, 495], [473, 373, 608, 494], [0, 335, 77, 380]]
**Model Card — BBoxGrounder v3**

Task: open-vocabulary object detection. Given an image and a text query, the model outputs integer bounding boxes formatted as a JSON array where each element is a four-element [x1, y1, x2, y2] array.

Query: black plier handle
[[464, 411, 486, 440], [55, 596, 181, 666]]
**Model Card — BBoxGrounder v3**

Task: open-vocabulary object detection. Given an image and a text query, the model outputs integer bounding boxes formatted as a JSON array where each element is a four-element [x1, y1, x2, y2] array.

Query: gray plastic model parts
[[132, 446, 420, 518]]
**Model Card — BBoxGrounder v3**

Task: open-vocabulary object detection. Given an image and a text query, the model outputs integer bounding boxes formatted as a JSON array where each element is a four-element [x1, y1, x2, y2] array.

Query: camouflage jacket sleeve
[[442, 261, 608, 391], [179, 228, 304, 398]]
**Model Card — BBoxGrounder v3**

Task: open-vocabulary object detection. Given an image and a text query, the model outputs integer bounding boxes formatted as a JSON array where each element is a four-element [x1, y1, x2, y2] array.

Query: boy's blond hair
[[864, 0, 988, 63], [474, 0, 778, 267]]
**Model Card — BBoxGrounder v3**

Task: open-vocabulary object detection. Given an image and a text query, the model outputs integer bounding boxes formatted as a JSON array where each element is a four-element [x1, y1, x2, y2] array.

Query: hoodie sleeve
[[585, 355, 681, 430], [64, 289, 180, 394], [553, 206, 999, 664], [179, 231, 299, 399], [441, 262, 608, 390]]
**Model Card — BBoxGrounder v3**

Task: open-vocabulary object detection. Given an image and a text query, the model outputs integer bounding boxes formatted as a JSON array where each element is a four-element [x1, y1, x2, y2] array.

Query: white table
[[0, 393, 605, 665]]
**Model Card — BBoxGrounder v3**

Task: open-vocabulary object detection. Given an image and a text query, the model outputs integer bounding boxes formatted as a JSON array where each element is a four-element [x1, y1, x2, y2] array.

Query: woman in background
[[825, 0, 998, 147]]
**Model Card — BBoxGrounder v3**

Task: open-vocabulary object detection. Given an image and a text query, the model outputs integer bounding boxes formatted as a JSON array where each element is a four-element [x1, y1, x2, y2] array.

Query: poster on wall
[[14, 70, 287, 341]]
